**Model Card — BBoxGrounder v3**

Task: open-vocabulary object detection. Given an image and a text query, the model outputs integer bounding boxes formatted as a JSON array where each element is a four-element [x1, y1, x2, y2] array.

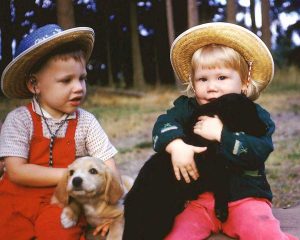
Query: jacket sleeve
[[152, 95, 194, 152], [218, 104, 275, 170]]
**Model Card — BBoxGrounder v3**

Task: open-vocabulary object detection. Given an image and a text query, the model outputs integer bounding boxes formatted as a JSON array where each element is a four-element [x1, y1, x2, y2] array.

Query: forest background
[[0, 0, 299, 208]]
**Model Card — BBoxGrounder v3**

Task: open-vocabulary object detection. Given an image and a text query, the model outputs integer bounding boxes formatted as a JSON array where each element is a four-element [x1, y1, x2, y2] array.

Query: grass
[[0, 67, 299, 207]]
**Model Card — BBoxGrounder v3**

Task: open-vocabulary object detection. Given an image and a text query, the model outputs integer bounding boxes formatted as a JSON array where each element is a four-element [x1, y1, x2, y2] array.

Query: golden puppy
[[52, 156, 133, 240]]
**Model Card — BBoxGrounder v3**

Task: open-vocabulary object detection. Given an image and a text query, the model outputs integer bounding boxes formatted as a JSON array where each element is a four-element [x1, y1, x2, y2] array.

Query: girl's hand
[[194, 115, 223, 142], [166, 139, 207, 183]]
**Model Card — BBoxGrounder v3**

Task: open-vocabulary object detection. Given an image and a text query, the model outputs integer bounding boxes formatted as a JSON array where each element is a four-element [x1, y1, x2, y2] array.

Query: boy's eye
[[61, 78, 71, 84], [218, 76, 227, 80]]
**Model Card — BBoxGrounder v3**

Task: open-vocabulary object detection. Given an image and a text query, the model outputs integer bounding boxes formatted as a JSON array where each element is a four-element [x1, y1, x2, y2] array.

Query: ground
[[86, 87, 300, 208], [0, 86, 299, 208]]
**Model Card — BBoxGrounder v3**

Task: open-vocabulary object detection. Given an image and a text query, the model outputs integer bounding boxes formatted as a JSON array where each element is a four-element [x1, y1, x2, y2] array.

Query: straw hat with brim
[[171, 22, 274, 93], [1, 24, 95, 99]]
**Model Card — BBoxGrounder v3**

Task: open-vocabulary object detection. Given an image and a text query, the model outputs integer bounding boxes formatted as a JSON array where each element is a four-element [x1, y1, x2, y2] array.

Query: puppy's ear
[[54, 170, 70, 206], [104, 169, 124, 205]]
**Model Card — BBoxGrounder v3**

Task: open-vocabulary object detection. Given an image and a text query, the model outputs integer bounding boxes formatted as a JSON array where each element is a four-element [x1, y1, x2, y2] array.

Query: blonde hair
[[185, 44, 259, 100]]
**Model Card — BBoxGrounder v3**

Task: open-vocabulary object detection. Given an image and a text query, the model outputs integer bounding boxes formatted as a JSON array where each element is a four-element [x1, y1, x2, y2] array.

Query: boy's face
[[193, 66, 246, 105], [33, 57, 87, 119]]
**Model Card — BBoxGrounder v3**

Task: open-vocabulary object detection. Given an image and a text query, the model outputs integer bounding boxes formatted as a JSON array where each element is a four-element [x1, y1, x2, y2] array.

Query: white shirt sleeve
[[0, 107, 32, 159], [75, 109, 117, 161]]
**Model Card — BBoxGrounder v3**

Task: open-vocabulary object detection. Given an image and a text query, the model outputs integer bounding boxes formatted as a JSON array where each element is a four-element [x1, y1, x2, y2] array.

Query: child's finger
[[189, 162, 199, 179], [193, 146, 207, 153], [173, 166, 181, 181], [197, 115, 208, 121], [100, 224, 110, 237], [93, 225, 102, 236], [180, 168, 191, 183], [187, 168, 198, 180], [93, 223, 110, 236]]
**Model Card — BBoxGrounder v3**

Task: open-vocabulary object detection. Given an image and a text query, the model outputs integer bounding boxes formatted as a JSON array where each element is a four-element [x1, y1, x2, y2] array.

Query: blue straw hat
[[1, 24, 95, 99]]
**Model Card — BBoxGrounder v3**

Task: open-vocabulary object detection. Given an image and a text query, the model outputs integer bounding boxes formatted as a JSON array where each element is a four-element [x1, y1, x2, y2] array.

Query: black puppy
[[123, 93, 267, 240]]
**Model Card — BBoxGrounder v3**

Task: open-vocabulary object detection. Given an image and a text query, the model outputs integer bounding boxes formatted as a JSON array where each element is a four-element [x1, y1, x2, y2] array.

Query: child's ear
[[26, 77, 39, 95], [241, 84, 248, 96]]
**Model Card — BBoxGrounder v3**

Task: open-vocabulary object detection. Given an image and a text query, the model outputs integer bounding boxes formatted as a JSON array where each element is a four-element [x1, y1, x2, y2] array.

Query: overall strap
[[27, 103, 43, 137], [65, 111, 78, 139], [26, 103, 78, 138]]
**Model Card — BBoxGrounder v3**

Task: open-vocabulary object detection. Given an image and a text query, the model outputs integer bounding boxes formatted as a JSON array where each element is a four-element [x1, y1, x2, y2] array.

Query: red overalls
[[0, 104, 85, 240]]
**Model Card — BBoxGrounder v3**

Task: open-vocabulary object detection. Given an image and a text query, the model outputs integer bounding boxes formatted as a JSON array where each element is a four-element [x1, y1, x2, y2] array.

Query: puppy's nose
[[72, 177, 83, 187]]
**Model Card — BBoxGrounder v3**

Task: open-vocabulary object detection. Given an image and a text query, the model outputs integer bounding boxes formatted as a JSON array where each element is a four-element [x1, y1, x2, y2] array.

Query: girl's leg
[[165, 192, 220, 240], [223, 198, 298, 240], [35, 203, 86, 240]]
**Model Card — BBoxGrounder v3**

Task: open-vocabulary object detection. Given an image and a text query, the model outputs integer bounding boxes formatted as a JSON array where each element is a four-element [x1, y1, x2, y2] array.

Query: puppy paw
[[61, 206, 78, 228]]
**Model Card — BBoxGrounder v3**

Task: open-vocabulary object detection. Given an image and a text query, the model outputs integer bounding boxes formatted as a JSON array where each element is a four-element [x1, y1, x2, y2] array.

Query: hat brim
[[170, 22, 274, 92], [1, 27, 94, 99]]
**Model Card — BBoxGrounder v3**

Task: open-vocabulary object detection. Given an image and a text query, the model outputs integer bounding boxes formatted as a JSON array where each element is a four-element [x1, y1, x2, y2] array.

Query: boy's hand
[[93, 222, 110, 237], [166, 139, 207, 183], [194, 115, 223, 142]]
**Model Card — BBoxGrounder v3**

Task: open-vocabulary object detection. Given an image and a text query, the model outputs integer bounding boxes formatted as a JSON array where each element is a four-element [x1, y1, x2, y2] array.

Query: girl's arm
[[193, 104, 274, 171], [153, 96, 207, 183], [5, 156, 66, 187], [152, 95, 196, 152], [218, 105, 275, 170]]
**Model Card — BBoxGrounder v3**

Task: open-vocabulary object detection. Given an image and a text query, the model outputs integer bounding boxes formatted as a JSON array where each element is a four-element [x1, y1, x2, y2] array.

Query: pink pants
[[165, 192, 298, 240]]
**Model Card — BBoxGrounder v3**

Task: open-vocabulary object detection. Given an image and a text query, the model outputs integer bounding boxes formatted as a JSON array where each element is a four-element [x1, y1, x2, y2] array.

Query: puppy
[[52, 156, 133, 240]]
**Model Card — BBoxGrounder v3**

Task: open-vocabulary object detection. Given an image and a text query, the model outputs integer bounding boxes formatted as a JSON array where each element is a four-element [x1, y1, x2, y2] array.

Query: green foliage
[[266, 65, 300, 93]]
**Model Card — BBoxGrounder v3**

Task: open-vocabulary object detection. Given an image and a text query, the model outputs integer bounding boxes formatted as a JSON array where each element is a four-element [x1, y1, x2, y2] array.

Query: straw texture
[[170, 22, 274, 92], [1, 27, 94, 99]]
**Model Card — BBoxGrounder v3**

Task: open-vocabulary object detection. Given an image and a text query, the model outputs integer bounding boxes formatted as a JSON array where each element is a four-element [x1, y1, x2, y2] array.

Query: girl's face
[[33, 57, 87, 119], [193, 66, 247, 105]]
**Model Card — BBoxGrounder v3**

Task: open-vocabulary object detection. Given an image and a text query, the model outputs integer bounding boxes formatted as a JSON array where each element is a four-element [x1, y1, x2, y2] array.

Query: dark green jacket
[[152, 95, 275, 202]]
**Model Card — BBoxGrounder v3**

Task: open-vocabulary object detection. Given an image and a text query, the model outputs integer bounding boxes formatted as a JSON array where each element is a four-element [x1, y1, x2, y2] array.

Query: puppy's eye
[[69, 170, 74, 176], [89, 168, 98, 174]]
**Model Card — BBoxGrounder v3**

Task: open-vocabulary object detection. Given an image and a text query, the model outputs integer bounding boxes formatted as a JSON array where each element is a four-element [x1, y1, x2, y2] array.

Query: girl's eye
[[80, 76, 87, 82], [197, 78, 206, 82], [218, 76, 227, 80]]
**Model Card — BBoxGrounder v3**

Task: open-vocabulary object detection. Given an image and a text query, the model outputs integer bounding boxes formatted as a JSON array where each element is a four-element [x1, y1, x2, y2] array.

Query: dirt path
[[100, 90, 300, 207]]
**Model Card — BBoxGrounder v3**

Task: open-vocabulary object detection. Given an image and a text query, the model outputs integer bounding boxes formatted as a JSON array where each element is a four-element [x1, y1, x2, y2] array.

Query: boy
[[0, 24, 119, 239]]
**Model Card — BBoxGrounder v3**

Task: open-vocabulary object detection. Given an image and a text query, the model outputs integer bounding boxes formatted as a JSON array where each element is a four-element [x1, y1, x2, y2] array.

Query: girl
[[152, 22, 298, 240], [0, 24, 119, 239]]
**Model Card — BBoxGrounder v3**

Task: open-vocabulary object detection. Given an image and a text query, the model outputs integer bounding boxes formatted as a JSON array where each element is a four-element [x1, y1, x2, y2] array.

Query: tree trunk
[[0, 0, 12, 75], [106, 37, 114, 87], [226, 0, 236, 24], [101, 0, 114, 87], [166, 0, 182, 88], [187, 0, 199, 28], [166, 0, 175, 47], [261, 0, 272, 49], [56, 0, 75, 29], [130, 0, 145, 89], [250, 0, 257, 34]]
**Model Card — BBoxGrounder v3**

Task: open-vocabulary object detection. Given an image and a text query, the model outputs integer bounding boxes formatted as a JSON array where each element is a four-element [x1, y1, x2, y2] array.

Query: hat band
[[34, 28, 62, 45]]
